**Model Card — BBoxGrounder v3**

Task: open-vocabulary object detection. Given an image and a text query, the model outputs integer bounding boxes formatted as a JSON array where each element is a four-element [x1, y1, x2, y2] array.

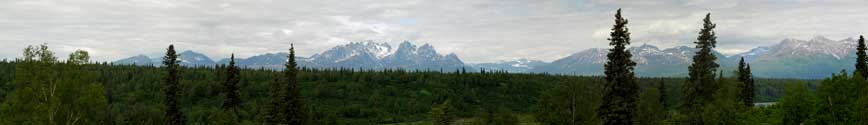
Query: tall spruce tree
[[284, 44, 306, 124], [856, 35, 868, 77], [268, 44, 306, 124], [598, 8, 639, 125], [222, 54, 241, 115], [658, 79, 668, 110], [736, 57, 755, 107], [683, 13, 719, 123], [163, 45, 184, 125]]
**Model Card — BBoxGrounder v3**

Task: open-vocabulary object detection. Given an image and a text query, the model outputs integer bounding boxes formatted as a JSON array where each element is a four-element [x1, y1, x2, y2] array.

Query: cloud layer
[[1, 0, 867, 63]]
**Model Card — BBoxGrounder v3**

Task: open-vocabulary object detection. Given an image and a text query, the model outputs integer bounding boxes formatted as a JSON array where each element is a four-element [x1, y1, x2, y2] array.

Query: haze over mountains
[[115, 36, 859, 79]]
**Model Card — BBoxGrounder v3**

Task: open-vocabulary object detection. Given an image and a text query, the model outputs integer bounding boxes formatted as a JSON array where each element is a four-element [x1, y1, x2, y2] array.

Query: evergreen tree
[[683, 13, 720, 123], [284, 44, 306, 124], [163, 45, 184, 125], [598, 8, 639, 125], [221, 54, 241, 118], [857, 35, 868, 78], [736, 57, 755, 107], [268, 44, 306, 124], [658, 79, 668, 110]]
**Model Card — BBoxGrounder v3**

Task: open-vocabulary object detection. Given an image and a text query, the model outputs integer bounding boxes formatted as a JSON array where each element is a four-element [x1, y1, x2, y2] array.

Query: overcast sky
[[1, 0, 867, 63]]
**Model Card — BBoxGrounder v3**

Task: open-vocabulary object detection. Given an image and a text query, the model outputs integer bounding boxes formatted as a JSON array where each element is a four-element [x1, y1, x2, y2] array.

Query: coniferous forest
[[2, 9, 868, 125]]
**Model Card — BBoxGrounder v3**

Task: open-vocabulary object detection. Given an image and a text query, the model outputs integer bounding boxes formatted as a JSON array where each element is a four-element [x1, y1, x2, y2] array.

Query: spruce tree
[[163, 45, 184, 125], [267, 44, 306, 124], [598, 8, 639, 125], [284, 44, 306, 124], [222, 54, 241, 115], [658, 79, 668, 110], [683, 13, 719, 123], [856, 35, 868, 78], [736, 57, 755, 107]]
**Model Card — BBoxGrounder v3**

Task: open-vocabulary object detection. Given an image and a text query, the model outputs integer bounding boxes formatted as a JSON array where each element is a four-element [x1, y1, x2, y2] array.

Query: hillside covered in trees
[[2, 9, 868, 125], [0, 43, 847, 124]]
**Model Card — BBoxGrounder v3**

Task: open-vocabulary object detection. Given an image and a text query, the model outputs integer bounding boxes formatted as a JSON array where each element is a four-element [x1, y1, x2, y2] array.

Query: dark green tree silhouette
[[598, 8, 639, 125], [163, 45, 184, 125], [222, 54, 241, 116], [284, 44, 306, 124], [856, 35, 868, 78], [658, 79, 668, 110], [267, 44, 306, 124], [736, 57, 755, 107], [683, 13, 720, 123]]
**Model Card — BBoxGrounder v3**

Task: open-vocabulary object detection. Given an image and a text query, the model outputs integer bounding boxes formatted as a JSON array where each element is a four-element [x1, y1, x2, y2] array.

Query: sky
[[1, 0, 867, 63]]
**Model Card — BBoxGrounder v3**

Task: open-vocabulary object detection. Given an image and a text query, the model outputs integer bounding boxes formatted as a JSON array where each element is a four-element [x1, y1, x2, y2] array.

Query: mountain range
[[115, 41, 466, 71], [114, 36, 860, 79]]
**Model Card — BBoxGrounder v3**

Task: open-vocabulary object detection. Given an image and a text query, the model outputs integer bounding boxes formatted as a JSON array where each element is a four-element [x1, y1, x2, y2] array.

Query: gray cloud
[[1, 0, 867, 63]]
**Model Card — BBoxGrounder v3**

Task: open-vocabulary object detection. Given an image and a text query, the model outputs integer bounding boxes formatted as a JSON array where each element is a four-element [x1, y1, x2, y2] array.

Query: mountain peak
[[810, 35, 831, 42], [399, 40, 414, 47]]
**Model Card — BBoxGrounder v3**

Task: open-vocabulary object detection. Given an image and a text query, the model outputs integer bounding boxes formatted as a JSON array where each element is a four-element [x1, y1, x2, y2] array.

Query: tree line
[[590, 9, 868, 124], [0, 9, 863, 125]]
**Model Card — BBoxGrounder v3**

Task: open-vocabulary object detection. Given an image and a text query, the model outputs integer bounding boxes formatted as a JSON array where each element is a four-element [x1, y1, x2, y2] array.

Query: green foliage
[[220, 54, 242, 122], [697, 77, 741, 124], [600, 8, 639, 125], [430, 100, 454, 125], [736, 57, 756, 107], [856, 35, 868, 78], [776, 81, 814, 124], [267, 45, 307, 124], [479, 107, 518, 125], [855, 92, 868, 123], [807, 71, 859, 124], [534, 81, 601, 125], [163, 45, 185, 125], [683, 13, 720, 124], [636, 88, 664, 125], [0, 44, 107, 124], [0, 44, 846, 124], [67, 49, 90, 64]]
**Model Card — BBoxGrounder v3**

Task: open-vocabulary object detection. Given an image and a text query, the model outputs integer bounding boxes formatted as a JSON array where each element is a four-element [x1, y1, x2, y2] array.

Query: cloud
[[1, 0, 867, 63]]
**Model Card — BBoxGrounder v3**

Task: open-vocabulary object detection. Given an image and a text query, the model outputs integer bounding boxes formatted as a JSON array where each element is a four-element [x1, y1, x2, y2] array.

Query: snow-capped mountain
[[113, 37, 863, 78], [383, 41, 464, 70], [178, 50, 215, 66], [470, 59, 547, 73], [116, 41, 467, 71], [748, 36, 859, 78], [307, 42, 392, 69], [732, 46, 770, 62], [760, 36, 856, 60], [530, 36, 861, 78], [531, 44, 719, 76]]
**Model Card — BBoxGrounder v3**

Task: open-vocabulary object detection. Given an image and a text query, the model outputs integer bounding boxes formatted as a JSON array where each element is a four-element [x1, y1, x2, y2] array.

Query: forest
[[2, 10, 868, 125], [0, 43, 853, 125]]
